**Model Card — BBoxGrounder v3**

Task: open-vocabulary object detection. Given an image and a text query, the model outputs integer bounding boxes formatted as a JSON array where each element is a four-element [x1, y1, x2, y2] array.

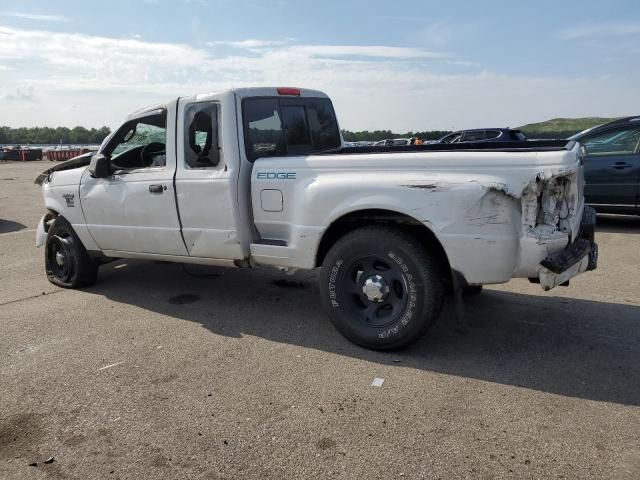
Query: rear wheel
[[320, 226, 444, 350], [45, 216, 98, 288]]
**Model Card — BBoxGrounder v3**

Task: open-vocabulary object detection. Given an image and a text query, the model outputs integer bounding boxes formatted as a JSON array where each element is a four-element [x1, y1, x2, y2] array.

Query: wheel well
[[43, 209, 59, 234], [315, 209, 453, 286]]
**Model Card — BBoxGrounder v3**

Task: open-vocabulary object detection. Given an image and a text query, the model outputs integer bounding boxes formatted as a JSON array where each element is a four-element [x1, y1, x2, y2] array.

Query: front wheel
[[320, 226, 444, 350], [45, 216, 98, 288]]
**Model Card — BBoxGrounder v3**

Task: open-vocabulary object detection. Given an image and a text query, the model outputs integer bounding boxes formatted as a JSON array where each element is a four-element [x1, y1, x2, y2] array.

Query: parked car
[[437, 128, 527, 144], [569, 117, 640, 215], [34, 87, 597, 350], [373, 138, 411, 146]]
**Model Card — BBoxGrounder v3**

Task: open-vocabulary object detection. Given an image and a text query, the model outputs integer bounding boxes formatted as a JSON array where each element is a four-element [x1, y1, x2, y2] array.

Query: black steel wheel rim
[[340, 254, 409, 328], [47, 234, 74, 282]]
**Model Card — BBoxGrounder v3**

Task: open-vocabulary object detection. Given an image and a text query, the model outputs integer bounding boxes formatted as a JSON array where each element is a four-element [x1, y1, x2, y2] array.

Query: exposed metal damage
[[521, 170, 580, 241]]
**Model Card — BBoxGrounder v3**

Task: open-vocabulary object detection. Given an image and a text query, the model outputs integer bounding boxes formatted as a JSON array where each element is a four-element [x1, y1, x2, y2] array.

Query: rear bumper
[[537, 206, 598, 291]]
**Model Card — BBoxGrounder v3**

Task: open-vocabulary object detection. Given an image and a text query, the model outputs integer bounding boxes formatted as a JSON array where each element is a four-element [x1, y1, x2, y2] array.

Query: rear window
[[281, 105, 311, 152], [485, 130, 501, 140], [243, 97, 340, 160], [243, 99, 286, 159]]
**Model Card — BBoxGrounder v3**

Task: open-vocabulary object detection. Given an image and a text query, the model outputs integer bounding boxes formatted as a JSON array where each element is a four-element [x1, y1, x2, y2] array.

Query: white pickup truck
[[35, 87, 598, 349]]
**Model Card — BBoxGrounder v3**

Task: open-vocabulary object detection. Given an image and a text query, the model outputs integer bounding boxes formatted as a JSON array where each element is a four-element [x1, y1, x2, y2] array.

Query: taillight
[[277, 87, 301, 96]]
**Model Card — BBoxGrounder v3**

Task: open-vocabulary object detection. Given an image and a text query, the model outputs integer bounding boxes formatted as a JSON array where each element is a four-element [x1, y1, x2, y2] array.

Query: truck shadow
[[90, 261, 640, 407], [596, 214, 640, 234], [0, 219, 27, 234]]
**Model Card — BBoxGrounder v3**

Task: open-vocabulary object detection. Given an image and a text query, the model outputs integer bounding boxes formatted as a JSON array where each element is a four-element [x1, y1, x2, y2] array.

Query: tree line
[[0, 126, 112, 145]]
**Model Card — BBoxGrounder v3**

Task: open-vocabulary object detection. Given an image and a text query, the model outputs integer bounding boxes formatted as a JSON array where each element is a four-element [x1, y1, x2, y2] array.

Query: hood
[[34, 152, 93, 185]]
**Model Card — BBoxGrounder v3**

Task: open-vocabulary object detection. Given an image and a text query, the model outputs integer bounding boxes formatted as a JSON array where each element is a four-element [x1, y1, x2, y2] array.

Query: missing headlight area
[[522, 172, 579, 239]]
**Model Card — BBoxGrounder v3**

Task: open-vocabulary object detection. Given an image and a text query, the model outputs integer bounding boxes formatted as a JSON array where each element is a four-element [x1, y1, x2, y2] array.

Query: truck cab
[[41, 88, 340, 266]]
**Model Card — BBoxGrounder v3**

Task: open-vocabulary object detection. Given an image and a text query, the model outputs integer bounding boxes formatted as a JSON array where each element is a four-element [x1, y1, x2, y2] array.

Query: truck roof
[[125, 87, 329, 121], [225, 87, 329, 99]]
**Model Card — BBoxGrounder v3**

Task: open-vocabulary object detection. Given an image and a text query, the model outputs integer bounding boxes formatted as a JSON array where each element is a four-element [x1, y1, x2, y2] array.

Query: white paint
[[38, 87, 590, 290]]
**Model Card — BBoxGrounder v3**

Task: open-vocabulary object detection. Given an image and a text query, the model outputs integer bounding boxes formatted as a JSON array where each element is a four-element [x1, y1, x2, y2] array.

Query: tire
[[319, 226, 444, 350], [45, 216, 98, 288]]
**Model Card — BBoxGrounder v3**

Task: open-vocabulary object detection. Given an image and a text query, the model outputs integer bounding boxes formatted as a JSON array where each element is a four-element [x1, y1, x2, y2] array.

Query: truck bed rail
[[330, 140, 575, 156]]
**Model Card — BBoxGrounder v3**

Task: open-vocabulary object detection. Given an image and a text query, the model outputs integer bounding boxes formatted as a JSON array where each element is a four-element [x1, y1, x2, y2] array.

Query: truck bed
[[329, 140, 575, 155]]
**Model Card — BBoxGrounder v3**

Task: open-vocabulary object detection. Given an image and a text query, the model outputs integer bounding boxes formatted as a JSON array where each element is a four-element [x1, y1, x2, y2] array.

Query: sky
[[0, 0, 639, 132]]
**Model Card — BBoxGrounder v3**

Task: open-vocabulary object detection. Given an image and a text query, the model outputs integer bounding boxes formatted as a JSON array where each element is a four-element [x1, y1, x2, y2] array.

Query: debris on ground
[[97, 361, 125, 371], [371, 378, 385, 387]]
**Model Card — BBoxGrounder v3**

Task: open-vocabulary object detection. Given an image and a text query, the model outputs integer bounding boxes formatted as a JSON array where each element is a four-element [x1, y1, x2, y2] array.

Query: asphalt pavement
[[1, 161, 639, 479]]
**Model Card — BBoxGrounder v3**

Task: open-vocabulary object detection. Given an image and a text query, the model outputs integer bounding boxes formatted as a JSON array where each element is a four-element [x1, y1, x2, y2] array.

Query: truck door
[[174, 98, 244, 260], [582, 126, 640, 210], [79, 107, 188, 256]]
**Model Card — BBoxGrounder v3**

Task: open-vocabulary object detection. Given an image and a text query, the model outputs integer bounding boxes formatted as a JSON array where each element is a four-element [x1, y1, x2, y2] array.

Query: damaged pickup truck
[[35, 87, 597, 350]]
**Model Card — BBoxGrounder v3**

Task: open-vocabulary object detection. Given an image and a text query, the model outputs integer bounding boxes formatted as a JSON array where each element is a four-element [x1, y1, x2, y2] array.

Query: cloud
[[207, 39, 288, 49], [558, 22, 640, 40], [284, 45, 446, 59], [207, 39, 444, 59], [411, 20, 455, 47], [0, 86, 35, 102], [0, 25, 637, 132], [0, 11, 69, 22]]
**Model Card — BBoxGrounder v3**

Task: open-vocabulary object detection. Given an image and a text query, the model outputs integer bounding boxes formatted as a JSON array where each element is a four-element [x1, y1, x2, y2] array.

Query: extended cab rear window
[[243, 97, 341, 161]]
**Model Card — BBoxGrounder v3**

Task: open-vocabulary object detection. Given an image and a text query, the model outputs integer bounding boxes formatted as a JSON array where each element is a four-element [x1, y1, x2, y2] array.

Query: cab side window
[[583, 128, 640, 156], [462, 131, 486, 142], [104, 110, 167, 170], [441, 132, 462, 143], [184, 103, 220, 168]]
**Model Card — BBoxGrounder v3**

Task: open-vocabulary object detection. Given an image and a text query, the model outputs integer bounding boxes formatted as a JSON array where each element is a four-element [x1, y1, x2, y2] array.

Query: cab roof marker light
[[277, 87, 301, 96]]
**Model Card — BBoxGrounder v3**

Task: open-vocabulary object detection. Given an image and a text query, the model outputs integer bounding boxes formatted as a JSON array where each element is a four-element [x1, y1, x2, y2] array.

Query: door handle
[[613, 162, 632, 169], [149, 184, 166, 193]]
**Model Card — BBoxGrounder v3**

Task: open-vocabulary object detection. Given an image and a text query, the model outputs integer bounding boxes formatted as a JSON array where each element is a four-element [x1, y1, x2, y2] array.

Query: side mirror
[[89, 153, 110, 178]]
